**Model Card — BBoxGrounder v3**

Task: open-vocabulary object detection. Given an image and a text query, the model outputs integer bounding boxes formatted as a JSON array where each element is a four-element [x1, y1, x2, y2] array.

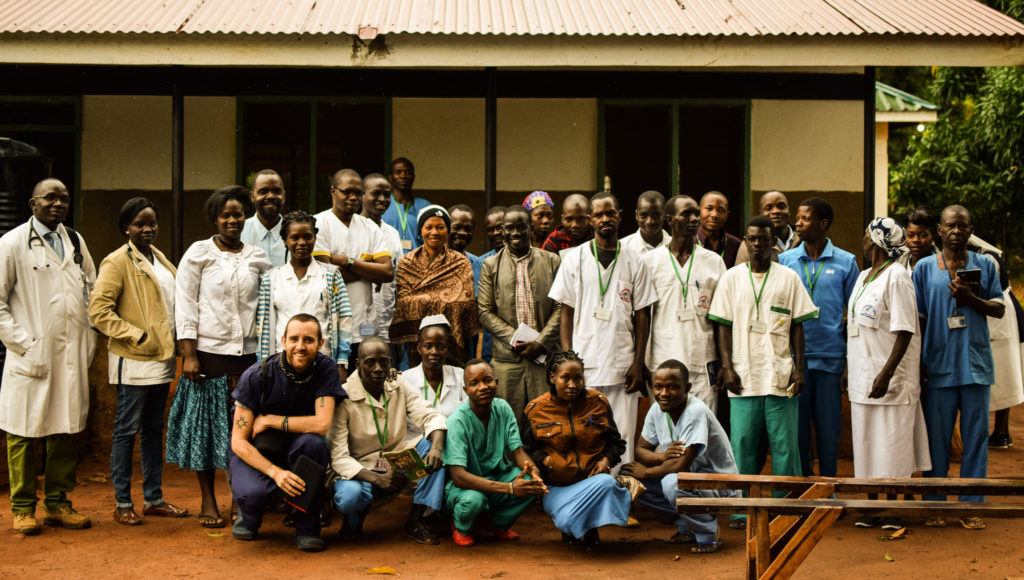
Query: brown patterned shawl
[[390, 246, 480, 357]]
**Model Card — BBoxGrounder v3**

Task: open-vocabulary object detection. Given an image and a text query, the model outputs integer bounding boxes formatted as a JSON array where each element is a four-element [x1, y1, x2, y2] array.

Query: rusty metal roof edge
[[4, 29, 1023, 38]]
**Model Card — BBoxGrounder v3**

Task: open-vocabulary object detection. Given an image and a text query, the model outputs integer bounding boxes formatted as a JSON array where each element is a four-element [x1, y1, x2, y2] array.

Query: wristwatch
[[345, 256, 356, 268]]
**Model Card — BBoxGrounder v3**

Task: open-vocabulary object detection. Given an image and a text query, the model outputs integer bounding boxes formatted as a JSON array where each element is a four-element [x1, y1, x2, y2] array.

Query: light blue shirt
[[779, 239, 859, 374], [640, 396, 736, 475], [913, 252, 1001, 389], [241, 217, 286, 268], [381, 195, 431, 253], [466, 251, 483, 294], [32, 218, 65, 260]]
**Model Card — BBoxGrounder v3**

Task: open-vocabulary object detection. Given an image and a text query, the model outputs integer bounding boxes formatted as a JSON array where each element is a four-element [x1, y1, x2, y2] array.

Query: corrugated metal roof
[[875, 81, 939, 112], [1, 0, 1023, 37]]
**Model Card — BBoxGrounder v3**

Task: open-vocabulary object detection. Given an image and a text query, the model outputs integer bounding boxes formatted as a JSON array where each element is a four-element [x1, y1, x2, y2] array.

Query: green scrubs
[[443, 398, 534, 533]]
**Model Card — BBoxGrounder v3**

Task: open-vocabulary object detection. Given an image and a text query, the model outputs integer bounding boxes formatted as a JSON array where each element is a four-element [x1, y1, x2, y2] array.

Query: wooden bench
[[676, 473, 1024, 580]]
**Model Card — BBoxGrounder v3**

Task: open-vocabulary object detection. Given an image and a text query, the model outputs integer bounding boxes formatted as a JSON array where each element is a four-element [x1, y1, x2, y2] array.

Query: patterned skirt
[[166, 375, 234, 471]]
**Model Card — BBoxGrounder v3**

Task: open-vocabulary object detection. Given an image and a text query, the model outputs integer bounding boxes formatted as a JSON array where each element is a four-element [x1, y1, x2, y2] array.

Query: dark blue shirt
[[233, 352, 347, 417], [779, 239, 859, 374]]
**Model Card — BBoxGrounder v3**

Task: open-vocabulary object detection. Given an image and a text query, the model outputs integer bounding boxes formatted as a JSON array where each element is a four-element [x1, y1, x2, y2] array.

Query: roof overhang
[[1, 32, 1022, 68], [876, 110, 940, 123]]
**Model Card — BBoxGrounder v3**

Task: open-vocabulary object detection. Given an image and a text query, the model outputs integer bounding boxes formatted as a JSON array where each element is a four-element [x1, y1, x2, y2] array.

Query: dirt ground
[[1, 411, 1024, 579]]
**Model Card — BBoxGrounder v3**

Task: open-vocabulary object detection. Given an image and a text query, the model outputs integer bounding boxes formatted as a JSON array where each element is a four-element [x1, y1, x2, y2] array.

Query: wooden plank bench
[[676, 473, 1024, 580]]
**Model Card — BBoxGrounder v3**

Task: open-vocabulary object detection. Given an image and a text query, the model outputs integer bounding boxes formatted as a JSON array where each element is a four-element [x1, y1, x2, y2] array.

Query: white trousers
[[593, 383, 640, 467]]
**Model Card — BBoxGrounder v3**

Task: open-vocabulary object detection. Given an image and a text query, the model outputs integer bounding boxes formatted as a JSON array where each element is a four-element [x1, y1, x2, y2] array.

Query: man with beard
[[735, 191, 799, 264], [0, 178, 97, 535], [913, 205, 1004, 528], [542, 194, 592, 256], [481, 206, 506, 260], [362, 173, 404, 342], [696, 191, 742, 268], [478, 206, 561, 422], [242, 169, 288, 267], [636, 195, 726, 413], [549, 192, 656, 464], [621, 190, 671, 256], [383, 157, 431, 253], [448, 204, 484, 293]]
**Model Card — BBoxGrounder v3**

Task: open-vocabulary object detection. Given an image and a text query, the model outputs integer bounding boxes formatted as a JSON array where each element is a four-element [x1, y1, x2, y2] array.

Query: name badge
[[359, 322, 377, 337], [749, 320, 767, 334], [947, 315, 967, 330], [401, 239, 413, 250], [677, 309, 696, 322], [849, 325, 859, 337], [593, 306, 612, 321]]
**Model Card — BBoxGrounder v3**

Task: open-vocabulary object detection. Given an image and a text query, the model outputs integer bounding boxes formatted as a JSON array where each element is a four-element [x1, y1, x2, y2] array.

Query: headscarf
[[868, 217, 907, 259], [417, 204, 451, 234], [522, 191, 554, 212]]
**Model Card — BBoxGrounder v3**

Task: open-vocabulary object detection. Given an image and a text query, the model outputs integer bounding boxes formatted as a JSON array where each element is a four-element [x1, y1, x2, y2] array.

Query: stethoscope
[[27, 224, 52, 271]]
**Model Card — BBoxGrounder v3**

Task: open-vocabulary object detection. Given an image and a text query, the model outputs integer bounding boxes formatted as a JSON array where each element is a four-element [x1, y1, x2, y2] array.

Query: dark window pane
[[315, 101, 387, 211], [603, 104, 672, 233], [241, 102, 311, 214], [2, 131, 74, 226], [0, 100, 76, 126], [678, 106, 746, 235]]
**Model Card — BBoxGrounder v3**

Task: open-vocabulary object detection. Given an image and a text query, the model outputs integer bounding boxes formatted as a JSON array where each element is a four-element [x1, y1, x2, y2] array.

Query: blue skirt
[[166, 375, 232, 471], [542, 473, 631, 539]]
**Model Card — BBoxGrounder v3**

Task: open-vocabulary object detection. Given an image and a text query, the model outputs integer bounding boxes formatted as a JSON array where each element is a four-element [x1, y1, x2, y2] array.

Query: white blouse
[[175, 237, 272, 356], [269, 261, 330, 355]]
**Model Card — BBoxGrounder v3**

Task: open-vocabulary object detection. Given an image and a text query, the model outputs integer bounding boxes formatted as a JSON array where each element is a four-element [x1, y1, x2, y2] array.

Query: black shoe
[[989, 434, 1013, 449], [880, 518, 904, 531], [295, 535, 325, 552], [232, 518, 259, 541], [405, 519, 440, 545], [583, 529, 600, 550], [339, 510, 368, 538]]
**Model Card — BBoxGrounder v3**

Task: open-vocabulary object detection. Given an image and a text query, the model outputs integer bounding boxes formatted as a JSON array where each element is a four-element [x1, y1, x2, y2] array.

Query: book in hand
[[956, 268, 982, 296], [383, 447, 430, 482], [284, 455, 325, 514]]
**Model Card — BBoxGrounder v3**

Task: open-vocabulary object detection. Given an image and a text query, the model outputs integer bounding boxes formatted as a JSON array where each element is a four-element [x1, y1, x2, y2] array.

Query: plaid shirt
[[513, 252, 537, 329], [541, 225, 592, 254]]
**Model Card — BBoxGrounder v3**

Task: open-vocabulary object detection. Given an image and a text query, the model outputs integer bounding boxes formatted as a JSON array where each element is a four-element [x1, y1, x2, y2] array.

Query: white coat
[[0, 219, 97, 437]]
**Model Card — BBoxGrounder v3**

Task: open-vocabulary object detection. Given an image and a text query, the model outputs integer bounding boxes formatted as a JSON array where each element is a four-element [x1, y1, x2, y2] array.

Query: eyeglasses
[[32, 192, 71, 204]]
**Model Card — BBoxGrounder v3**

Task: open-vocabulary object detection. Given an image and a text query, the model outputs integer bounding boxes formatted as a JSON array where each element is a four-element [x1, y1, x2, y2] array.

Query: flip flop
[[959, 517, 986, 530], [198, 514, 226, 529], [691, 541, 721, 554], [925, 517, 947, 528], [728, 519, 746, 530]]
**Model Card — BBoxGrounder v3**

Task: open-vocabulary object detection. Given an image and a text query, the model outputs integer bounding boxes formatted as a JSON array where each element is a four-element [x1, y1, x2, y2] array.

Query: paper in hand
[[510, 323, 547, 365]]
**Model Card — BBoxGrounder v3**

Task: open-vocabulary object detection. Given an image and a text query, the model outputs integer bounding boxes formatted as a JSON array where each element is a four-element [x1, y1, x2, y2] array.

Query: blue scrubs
[[780, 240, 858, 477], [913, 252, 1001, 502], [381, 195, 431, 253]]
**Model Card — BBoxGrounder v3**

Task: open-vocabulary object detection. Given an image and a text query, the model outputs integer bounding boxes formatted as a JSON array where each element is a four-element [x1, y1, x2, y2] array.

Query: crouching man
[[229, 314, 347, 552]]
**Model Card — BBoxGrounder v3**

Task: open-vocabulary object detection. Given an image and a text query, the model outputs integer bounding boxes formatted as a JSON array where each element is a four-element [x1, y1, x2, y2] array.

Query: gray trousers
[[492, 358, 550, 424]]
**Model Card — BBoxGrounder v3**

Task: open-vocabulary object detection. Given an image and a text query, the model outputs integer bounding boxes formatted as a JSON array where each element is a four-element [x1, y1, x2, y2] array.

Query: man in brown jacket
[[478, 206, 561, 423]]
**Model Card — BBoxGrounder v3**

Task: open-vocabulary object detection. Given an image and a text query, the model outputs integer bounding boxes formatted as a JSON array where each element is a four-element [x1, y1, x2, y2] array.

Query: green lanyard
[[422, 377, 441, 408], [802, 259, 827, 299], [367, 393, 390, 449], [591, 240, 621, 303], [664, 413, 677, 440], [850, 259, 893, 317], [395, 200, 412, 238], [747, 264, 771, 320], [669, 245, 697, 305]]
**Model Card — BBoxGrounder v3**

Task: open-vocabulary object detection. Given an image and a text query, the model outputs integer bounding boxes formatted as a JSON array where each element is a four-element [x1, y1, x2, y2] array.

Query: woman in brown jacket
[[522, 351, 640, 548], [88, 197, 189, 525]]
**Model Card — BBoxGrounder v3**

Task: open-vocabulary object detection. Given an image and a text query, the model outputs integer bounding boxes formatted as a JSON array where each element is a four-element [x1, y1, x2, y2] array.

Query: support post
[[171, 69, 185, 262], [863, 66, 876, 223], [484, 67, 497, 211]]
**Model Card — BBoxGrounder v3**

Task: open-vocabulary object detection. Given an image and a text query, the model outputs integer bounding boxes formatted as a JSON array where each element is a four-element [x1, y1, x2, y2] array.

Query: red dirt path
[[2, 410, 1024, 579]]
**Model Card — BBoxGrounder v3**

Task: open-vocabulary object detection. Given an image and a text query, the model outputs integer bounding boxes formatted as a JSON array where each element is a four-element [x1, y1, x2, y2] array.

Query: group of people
[[0, 158, 1020, 554]]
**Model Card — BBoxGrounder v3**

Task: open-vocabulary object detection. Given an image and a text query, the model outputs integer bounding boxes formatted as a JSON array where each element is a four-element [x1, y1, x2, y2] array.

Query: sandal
[[113, 507, 143, 526], [405, 520, 440, 545], [729, 519, 746, 530], [959, 517, 986, 530], [925, 517, 947, 528], [198, 514, 226, 529], [691, 541, 721, 554], [665, 531, 696, 544]]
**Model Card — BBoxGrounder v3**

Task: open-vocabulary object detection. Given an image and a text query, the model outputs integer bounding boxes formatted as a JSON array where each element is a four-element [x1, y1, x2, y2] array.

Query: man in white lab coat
[[0, 178, 97, 535], [549, 192, 656, 465]]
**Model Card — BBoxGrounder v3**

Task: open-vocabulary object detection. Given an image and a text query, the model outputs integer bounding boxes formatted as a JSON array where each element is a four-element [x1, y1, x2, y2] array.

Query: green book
[[383, 447, 430, 482]]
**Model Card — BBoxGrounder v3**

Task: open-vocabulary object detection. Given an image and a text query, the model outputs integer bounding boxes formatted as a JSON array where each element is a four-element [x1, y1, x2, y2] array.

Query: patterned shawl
[[390, 246, 480, 357]]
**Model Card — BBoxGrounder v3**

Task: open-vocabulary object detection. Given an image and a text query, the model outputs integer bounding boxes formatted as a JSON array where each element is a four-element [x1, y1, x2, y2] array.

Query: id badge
[[372, 457, 390, 473], [593, 306, 612, 321], [947, 315, 967, 330], [401, 239, 413, 250], [359, 322, 377, 337], [749, 320, 767, 334], [849, 324, 859, 337], [677, 309, 696, 323]]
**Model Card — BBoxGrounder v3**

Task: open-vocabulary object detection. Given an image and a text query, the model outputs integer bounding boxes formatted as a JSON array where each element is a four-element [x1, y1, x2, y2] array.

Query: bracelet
[[282, 416, 289, 432], [508, 481, 515, 495]]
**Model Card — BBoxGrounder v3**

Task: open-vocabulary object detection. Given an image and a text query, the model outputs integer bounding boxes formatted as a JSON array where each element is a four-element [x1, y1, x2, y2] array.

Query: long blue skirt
[[542, 473, 631, 539], [166, 375, 232, 471]]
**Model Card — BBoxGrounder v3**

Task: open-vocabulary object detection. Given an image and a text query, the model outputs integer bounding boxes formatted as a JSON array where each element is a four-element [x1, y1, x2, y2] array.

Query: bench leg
[[760, 506, 842, 580], [747, 483, 836, 558]]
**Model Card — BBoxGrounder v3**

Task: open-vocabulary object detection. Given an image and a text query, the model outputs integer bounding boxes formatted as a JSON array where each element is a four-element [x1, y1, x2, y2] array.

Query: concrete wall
[[750, 99, 865, 254]]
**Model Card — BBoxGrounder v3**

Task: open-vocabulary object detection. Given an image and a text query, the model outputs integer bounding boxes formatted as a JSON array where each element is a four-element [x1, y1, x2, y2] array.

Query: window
[[238, 98, 389, 214]]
